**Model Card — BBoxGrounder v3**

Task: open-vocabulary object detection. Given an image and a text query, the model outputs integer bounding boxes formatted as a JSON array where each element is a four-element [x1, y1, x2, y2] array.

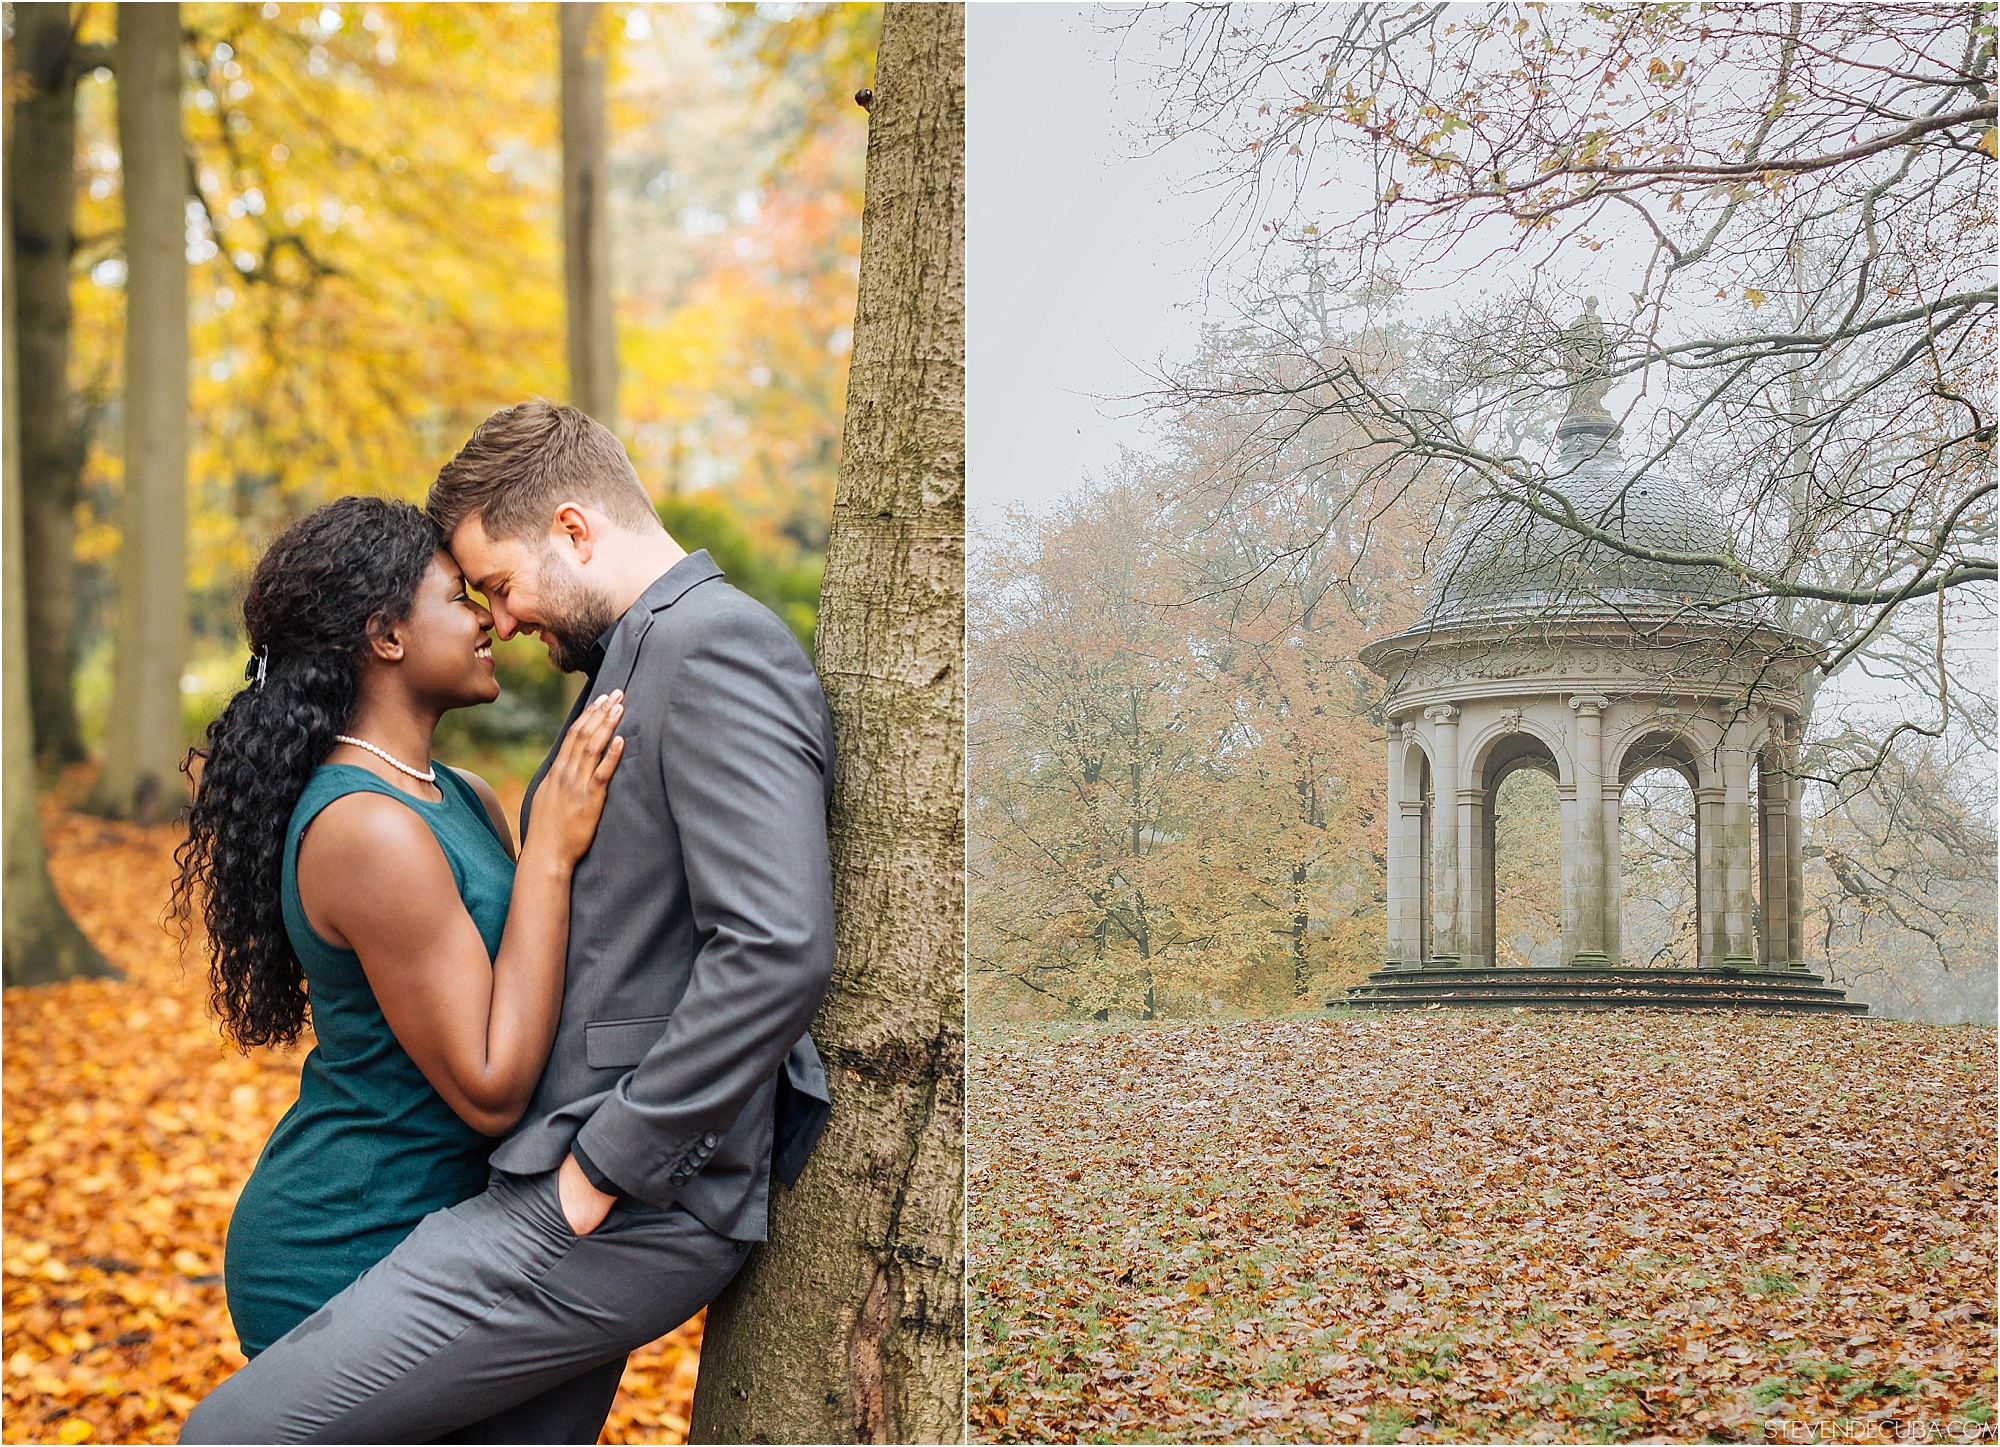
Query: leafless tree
[[1117, 3, 1992, 685]]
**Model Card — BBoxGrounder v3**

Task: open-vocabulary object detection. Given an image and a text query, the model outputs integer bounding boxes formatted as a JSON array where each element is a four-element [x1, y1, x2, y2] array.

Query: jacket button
[[701, 1132, 718, 1149]]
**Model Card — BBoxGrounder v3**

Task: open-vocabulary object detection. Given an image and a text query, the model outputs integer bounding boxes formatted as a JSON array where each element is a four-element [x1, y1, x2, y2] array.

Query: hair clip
[[254, 646, 269, 689]]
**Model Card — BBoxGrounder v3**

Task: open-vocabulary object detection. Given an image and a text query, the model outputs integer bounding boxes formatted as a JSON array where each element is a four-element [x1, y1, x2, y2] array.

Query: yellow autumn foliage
[[63, 2, 871, 755]]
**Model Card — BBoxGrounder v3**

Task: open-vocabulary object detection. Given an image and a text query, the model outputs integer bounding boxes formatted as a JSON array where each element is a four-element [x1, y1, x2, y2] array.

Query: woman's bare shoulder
[[298, 789, 450, 869]]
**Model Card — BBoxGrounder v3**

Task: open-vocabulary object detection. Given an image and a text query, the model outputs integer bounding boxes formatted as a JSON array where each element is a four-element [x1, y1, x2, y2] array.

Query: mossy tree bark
[[90, 2, 188, 823], [5, 180, 117, 987], [689, 5, 964, 1442], [8, 3, 105, 765], [560, 1, 618, 431]]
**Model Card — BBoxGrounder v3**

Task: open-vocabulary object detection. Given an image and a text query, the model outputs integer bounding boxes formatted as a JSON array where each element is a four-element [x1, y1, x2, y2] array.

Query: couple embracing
[[173, 400, 835, 1443]]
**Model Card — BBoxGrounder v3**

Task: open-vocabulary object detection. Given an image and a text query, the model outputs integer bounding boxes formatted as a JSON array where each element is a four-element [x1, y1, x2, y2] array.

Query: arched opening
[[1472, 731, 1563, 968], [1491, 764, 1563, 966], [1619, 753, 1700, 969]]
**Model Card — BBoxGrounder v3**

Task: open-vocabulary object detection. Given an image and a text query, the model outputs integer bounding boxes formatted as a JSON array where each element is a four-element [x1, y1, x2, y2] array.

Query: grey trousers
[[179, 1169, 751, 1444]]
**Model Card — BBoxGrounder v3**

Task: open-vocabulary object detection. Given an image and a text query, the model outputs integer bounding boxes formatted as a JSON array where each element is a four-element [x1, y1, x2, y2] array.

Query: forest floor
[[969, 1014, 1997, 1444], [2, 777, 699, 1445]]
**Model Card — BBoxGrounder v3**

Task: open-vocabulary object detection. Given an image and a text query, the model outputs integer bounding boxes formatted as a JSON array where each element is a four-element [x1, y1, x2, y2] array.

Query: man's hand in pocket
[[558, 1152, 617, 1236]]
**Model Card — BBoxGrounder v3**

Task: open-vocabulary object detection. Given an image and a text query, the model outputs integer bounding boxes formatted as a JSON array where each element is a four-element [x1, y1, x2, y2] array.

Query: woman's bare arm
[[296, 695, 623, 1135]]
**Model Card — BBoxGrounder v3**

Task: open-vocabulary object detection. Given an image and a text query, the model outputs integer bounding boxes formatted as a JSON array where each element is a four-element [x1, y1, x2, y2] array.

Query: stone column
[[1603, 781, 1624, 966], [1425, 705, 1462, 965], [1568, 695, 1611, 966], [1719, 723, 1758, 966], [1785, 736, 1807, 970], [1758, 743, 1789, 967], [1694, 779, 1726, 967], [1768, 725, 1809, 971], [1457, 765, 1486, 971], [1470, 788, 1494, 968], [1384, 725, 1409, 968], [1558, 777, 1578, 962]]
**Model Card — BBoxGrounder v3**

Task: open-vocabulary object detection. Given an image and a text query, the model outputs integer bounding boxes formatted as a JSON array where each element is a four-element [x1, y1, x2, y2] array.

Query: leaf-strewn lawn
[[969, 1015, 1996, 1443]]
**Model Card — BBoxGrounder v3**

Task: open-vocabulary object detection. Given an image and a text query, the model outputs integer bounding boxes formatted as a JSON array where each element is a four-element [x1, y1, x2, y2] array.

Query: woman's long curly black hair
[[173, 496, 443, 1049]]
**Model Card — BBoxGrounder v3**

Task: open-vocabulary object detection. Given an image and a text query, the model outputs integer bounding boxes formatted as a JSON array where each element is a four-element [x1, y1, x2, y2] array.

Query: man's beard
[[536, 557, 623, 675]]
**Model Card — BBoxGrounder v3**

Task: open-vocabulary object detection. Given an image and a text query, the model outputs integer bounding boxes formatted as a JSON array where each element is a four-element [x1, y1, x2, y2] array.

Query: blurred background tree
[[562, 1, 616, 432], [5, 177, 114, 984], [89, 0, 186, 822], [9, 0, 105, 767]]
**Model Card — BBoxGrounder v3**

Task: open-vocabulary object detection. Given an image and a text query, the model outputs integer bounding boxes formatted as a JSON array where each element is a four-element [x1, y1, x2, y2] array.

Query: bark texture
[[5, 186, 116, 986], [91, 2, 188, 822], [560, 2, 618, 430], [9, 2, 93, 763], [689, 6, 965, 1443]]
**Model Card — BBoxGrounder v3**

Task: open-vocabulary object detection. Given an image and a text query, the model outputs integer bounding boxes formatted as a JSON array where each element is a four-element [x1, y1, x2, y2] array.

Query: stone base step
[[1337, 965, 1868, 1015]]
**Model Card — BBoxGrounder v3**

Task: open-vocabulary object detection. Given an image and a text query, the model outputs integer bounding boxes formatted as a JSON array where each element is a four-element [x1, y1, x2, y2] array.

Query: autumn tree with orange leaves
[[972, 317, 1441, 1019]]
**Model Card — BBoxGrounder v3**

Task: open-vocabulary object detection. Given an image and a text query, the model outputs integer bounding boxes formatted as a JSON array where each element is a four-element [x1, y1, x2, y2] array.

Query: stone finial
[[1559, 296, 1616, 431]]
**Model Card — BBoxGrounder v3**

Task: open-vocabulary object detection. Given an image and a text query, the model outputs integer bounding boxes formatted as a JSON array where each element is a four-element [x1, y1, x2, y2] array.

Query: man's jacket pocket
[[584, 1014, 673, 1070]]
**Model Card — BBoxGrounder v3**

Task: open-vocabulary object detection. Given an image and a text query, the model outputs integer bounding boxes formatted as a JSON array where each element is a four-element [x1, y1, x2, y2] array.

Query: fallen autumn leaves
[[3, 787, 699, 1444], [969, 1015, 1997, 1443]]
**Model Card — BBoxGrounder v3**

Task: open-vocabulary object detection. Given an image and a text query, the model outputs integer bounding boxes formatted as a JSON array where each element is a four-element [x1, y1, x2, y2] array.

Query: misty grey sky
[[966, 4, 1217, 522]]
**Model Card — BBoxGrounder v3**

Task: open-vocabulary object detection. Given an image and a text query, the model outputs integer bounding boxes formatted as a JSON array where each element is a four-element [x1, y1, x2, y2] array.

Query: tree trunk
[[4, 170, 116, 987], [90, 2, 187, 823], [1291, 858, 1311, 1002], [9, 1, 90, 764], [560, 2, 618, 430], [689, 6, 964, 1443]]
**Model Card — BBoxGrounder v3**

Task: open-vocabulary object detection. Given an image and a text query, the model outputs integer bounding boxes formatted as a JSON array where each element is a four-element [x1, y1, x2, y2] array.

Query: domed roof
[[1422, 424, 1751, 630]]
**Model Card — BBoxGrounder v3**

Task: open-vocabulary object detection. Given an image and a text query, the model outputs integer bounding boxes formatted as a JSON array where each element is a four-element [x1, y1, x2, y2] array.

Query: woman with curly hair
[[173, 495, 626, 1358]]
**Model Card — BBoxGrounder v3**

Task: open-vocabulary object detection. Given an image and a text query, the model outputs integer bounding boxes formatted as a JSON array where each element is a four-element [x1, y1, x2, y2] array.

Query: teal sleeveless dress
[[223, 762, 516, 1357]]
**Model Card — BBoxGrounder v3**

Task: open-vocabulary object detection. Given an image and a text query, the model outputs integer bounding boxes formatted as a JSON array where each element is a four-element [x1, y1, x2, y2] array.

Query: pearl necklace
[[334, 734, 437, 783]]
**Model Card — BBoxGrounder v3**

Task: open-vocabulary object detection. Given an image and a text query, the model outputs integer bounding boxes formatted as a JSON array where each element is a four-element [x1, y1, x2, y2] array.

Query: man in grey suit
[[182, 401, 835, 1444]]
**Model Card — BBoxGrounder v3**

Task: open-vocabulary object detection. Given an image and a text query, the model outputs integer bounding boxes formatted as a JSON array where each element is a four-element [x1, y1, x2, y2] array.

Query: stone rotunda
[[1346, 310, 1864, 1015]]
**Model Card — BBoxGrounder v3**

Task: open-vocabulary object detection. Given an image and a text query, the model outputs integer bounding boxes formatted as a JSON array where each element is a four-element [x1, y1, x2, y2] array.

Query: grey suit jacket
[[488, 551, 835, 1242]]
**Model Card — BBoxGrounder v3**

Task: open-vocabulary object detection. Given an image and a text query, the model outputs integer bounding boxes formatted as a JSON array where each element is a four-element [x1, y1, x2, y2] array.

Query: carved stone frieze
[[1369, 632, 1809, 718]]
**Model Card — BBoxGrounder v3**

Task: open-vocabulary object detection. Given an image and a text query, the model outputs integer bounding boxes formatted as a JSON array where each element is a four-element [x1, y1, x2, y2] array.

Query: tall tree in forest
[[690, 5, 964, 1442], [561, 1, 618, 429], [89, 2, 187, 823], [4, 189, 115, 987], [8, 2, 106, 765]]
